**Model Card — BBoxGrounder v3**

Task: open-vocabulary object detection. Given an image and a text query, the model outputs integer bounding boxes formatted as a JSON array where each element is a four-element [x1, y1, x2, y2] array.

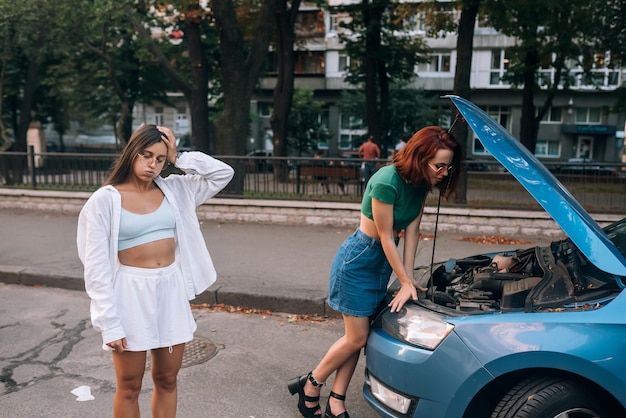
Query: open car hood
[[446, 95, 626, 276]]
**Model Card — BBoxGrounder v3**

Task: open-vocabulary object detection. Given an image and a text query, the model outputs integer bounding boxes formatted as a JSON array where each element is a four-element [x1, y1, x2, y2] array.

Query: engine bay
[[413, 238, 623, 313]]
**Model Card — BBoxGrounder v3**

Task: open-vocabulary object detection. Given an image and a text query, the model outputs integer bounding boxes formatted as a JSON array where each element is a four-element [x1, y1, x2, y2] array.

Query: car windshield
[[604, 217, 626, 259]]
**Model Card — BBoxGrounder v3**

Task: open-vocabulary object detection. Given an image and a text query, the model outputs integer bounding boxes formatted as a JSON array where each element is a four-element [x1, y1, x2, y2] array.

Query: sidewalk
[[0, 207, 553, 316]]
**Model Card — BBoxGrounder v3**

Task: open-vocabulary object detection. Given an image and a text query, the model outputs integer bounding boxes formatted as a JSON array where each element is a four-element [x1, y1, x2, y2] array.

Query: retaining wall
[[1, 189, 622, 239]]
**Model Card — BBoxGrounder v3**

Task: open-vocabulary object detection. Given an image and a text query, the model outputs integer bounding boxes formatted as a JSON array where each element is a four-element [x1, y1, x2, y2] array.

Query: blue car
[[363, 96, 626, 418]]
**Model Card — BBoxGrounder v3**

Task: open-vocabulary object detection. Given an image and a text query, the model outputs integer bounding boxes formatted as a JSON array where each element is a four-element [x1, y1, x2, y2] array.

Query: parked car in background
[[558, 157, 618, 176], [464, 157, 490, 172], [363, 96, 626, 418]]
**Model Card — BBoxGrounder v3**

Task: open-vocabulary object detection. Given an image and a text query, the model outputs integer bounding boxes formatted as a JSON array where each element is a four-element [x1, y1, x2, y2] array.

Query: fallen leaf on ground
[[459, 236, 532, 245], [191, 303, 331, 323], [191, 303, 273, 316]]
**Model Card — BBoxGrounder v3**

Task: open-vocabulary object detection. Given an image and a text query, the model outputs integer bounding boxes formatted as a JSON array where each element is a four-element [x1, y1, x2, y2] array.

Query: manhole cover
[[146, 336, 219, 369]]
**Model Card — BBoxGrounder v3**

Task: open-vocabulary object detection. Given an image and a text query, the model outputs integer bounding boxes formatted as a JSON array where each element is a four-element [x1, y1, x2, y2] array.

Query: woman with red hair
[[289, 126, 461, 418]]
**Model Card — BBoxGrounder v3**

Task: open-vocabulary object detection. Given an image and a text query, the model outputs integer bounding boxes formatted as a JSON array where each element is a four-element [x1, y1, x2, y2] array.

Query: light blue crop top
[[118, 198, 175, 251]]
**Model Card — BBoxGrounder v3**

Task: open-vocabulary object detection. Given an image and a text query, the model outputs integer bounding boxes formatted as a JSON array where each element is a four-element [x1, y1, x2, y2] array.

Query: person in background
[[288, 126, 461, 418], [394, 135, 407, 156], [76, 124, 234, 418], [357, 135, 381, 186]]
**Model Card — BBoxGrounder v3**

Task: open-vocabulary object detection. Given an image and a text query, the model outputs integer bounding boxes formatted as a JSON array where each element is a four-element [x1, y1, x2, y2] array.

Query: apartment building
[[250, 2, 626, 163]]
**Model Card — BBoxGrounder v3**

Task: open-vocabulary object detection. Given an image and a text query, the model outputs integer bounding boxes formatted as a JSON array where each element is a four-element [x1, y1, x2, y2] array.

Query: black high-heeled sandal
[[288, 371, 325, 418], [324, 391, 350, 418]]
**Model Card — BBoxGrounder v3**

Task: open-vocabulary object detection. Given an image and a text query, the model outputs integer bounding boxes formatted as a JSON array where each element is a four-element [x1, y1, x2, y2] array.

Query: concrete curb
[[1, 188, 622, 236], [0, 264, 339, 317]]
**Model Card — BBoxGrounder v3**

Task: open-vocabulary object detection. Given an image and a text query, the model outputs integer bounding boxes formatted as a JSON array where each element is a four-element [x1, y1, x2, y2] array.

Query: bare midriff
[[118, 238, 176, 268], [359, 214, 401, 240]]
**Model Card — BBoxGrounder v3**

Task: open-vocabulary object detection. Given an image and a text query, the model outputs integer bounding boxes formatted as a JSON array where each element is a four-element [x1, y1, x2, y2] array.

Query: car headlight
[[381, 304, 454, 350]]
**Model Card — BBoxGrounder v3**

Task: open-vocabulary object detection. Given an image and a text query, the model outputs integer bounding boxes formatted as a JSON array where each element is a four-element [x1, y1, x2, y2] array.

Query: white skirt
[[111, 263, 197, 352]]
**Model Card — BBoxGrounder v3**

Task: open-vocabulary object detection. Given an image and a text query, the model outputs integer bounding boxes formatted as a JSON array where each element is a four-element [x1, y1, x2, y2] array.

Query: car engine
[[414, 239, 621, 313]]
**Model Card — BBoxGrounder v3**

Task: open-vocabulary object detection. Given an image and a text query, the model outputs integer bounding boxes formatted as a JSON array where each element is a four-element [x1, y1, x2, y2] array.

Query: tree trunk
[[185, 18, 211, 153], [378, 56, 390, 151], [16, 57, 43, 152], [363, 1, 386, 143], [270, 0, 300, 180], [212, 0, 278, 194], [451, 0, 479, 204], [519, 48, 540, 152], [116, 100, 133, 149]]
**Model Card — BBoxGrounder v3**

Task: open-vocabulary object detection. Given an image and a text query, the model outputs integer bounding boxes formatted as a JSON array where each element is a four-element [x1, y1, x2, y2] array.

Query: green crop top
[[361, 165, 428, 230]]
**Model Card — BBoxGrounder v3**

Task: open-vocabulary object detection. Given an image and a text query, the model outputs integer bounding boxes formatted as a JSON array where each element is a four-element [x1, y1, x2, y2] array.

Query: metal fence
[[1, 150, 625, 213]]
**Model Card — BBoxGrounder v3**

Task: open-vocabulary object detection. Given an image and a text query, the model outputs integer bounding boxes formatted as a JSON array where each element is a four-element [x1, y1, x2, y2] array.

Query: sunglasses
[[428, 163, 455, 175]]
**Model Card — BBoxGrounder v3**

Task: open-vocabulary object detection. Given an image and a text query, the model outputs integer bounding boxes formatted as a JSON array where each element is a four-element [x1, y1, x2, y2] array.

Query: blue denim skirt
[[328, 228, 395, 317]]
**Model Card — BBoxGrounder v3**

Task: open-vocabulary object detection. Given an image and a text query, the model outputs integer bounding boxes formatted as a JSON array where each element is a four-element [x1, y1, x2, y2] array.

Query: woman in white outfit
[[76, 124, 234, 418]]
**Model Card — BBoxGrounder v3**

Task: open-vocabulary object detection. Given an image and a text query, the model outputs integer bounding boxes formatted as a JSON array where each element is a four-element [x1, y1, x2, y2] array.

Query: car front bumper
[[363, 326, 493, 418]]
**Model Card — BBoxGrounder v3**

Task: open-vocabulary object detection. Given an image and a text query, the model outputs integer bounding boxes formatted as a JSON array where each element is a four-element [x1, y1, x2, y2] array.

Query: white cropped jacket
[[76, 152, 234, 345]]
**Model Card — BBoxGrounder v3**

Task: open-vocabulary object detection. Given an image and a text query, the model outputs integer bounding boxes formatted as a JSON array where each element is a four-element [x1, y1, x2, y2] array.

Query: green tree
[[212, 0, 278, 157], [270, 0, 302, 161], [286, 89, 330, 156], [0, 0, 60, 152], [0, 0, 83, 183], [62, 0, 173, 145], [333, 0, 430, 145], [420, 0, 481, 203], [452, 0, 480, 204], [212, 0, 278, 195], [340, 86, 440, 153], [132, 0, 220, 152], [484, 0, 596, 152]]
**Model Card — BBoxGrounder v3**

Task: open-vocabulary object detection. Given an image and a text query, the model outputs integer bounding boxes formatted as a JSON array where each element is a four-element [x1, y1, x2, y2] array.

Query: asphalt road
[[0, 283, 378, 418]]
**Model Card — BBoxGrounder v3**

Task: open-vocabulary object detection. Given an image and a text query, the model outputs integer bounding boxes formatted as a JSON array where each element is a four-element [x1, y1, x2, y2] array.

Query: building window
[[154, 106, 164, 126], [258, 102, 272, 118], [328, 12, 350, 32], [540, 107, 562, 123], [535, 140, 560, 157], [418, 52, 451, 73], [265, 51, 325, 75], [490, 49, 510, 85], [416, 11, 426, 32], [174, 110, 189, 134], [338, 114, 366, 149], [338, 53, 350, 72], [575, 107, 602, 123], [317, 107, 331, 150], [538, 54, 554, 87], [473, 106, 511, 154], [294, 51, 325, 74], [329, 13, 339, 32], [295, 10, 325, 37]]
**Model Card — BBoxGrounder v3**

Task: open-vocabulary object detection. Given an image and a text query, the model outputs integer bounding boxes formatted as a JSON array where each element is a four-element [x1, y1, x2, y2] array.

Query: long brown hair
[[103, 125, 165, 186], [393, 126, 461, 198]]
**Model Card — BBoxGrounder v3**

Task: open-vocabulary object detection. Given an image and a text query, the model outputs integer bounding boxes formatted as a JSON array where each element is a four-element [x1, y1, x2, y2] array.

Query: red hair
[[393, 126, 461, 198]]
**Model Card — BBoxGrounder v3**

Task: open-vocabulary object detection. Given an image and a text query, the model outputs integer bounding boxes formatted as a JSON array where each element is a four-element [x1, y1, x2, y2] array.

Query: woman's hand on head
[[157, 126, 178, 164], [389, 283, 418, 313]]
